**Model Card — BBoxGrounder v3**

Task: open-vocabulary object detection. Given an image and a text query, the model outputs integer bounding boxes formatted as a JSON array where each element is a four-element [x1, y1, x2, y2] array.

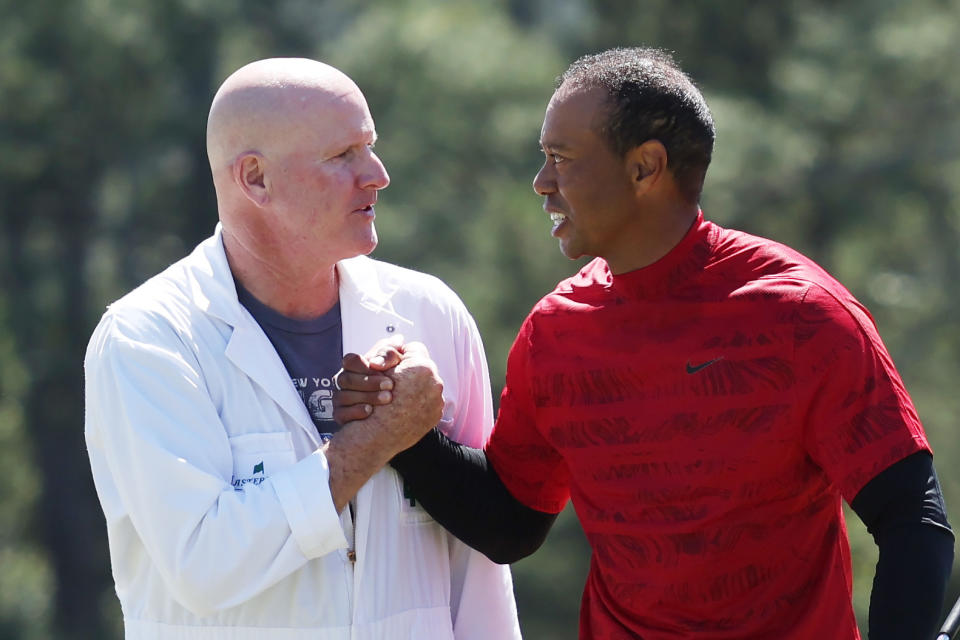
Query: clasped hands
[[333, 336, 443, 457]]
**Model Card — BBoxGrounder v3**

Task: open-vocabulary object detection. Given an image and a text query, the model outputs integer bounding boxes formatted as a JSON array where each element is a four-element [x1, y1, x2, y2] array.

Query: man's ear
[[625, 140, 668, 196], [232, 152, 269, 207]]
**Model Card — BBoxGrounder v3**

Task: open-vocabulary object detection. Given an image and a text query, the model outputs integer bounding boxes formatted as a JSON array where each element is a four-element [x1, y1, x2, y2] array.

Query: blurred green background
[[2, 0, 959, 637]]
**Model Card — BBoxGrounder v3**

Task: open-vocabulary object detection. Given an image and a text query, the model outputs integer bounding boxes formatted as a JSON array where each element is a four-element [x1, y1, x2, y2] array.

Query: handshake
[[333, 337, 445, 458]]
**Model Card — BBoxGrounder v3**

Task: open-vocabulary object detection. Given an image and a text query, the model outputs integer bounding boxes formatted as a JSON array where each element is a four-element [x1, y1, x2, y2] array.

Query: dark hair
[[559, 47, 716, 203]]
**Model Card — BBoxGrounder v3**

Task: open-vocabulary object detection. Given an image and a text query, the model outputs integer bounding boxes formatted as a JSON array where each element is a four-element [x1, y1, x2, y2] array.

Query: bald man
[[84, 58, 521, 639]]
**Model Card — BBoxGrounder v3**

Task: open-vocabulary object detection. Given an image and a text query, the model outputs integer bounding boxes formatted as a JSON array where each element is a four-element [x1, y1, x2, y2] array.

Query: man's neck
[[606, 203, 700, 275], [223, 230, 340, 320]]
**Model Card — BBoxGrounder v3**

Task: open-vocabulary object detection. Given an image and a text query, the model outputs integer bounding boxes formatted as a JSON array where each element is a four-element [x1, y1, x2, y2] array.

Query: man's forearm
[[868, 523, 953, 639], [851, 451, 954, 639], [391, 428, 558, 564], [324, 419, 396, 513]]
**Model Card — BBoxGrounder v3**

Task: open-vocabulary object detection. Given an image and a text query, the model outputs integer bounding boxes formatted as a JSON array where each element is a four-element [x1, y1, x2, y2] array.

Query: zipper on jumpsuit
[[344, 498, 356, 628]]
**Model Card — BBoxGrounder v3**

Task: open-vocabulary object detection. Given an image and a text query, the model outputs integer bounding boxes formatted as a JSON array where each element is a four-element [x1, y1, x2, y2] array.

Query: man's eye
[[551, 153, 566, 164]]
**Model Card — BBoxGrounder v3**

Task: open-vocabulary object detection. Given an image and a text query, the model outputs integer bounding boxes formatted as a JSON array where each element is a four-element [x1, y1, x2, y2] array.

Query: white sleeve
[[440, 302, 523, 640], [84, 312, 347, 616], [440, 299, 495, 447]]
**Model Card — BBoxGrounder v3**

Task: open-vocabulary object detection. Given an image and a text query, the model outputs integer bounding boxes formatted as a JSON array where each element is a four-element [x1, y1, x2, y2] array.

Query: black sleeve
[[389, 427, 559, 564], [850, 451, 955, 640]]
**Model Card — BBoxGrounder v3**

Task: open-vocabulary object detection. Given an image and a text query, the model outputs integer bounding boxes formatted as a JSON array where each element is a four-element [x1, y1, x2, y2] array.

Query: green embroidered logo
[[253, 461, 264, 475]]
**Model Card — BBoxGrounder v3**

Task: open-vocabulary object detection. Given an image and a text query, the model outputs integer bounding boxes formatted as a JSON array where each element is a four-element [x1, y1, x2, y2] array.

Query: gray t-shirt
[[236, 284, 343, 442]]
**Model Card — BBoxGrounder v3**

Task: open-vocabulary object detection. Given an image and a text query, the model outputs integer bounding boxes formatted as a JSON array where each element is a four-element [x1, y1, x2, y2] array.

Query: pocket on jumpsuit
[[228, 432, 297, 490]]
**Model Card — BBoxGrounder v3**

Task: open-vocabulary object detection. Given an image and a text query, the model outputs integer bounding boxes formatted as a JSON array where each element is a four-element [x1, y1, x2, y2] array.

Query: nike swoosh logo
[[686, 357, 724, 374]]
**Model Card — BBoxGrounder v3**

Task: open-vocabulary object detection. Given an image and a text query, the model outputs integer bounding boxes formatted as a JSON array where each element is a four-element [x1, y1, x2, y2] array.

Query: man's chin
[[335, 233, 378, 263], [359, 232, 378, 256], [558, 241, 582, 261], [352, 224, 378, 255]]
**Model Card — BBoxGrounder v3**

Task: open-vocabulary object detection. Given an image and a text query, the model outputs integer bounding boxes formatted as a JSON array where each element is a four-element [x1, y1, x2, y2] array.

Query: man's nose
[[532, 161, 554, 195], [362, 150, 390, 190]]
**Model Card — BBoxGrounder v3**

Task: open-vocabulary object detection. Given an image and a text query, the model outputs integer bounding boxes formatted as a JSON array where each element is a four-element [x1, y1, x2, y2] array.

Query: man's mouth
[[550, 212, 567, 234]]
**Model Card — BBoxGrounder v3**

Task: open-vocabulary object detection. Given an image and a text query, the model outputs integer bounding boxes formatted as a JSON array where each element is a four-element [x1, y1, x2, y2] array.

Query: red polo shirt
[[486, 212, 929, 639]]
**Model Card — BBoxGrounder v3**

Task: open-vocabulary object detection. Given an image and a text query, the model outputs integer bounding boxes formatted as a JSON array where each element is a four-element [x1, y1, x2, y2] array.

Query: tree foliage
[[2, 0, 958, 637]]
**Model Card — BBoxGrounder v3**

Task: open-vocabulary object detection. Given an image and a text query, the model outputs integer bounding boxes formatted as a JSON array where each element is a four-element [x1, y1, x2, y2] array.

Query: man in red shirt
[[336, 47, 953, 639]]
